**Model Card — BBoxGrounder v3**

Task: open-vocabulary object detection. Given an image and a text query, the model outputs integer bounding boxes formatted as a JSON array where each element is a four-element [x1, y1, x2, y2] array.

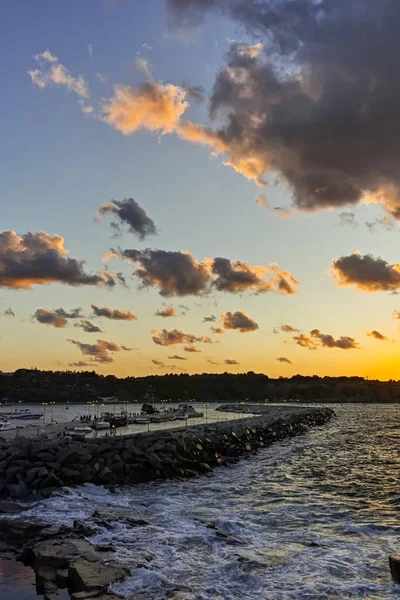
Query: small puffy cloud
[[121, 345, 133, 351], [76, 320, 102, 333], [91, 303, 138, 321], [212, 257, 299, 295], [152, 359, 166, 367], [274, 324, 299, 334], [210, 326, 224, 334], [367, 330, 388, 341], [207, 358, 219, 365], [102, 81, 188, 135], [0, 231, 115, 289], [34, 307, 82, 328], [276, 357, 293, 364], [155, 306, 177, 317], [338, 212, 358, 228], [224, 359, 240, 365], [255, 194, 269, 210], [68, 361, 90, 368], [28, 50, 89, 98], [310, 329, 360, 350], [151, 328, 211, 346], [122, 248, 211, 297], [222, 311, 259, 333], [184, 345, 201, 353], [203, 315, 216, 322], [331, 253, 400, 292], [168, 354, 187, 360], [293, 333, 318, 350], [97, 198, 157, 239], [3, 308, 15, 317], [68, 338, 123, 363]]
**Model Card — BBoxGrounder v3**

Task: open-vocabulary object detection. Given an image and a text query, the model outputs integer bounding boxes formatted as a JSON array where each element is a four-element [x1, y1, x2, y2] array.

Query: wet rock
[[68, 558, 129, 594], [389, 555, 400, 583]]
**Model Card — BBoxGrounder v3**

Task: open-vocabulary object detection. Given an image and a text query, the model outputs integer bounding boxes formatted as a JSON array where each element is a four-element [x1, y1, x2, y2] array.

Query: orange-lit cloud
[[28, 50, 89, 98], [222, 311, 259, 333], [155, 306, 177, 317], [331, 252, 400, 292], [91, 303, 138, 321], [68, 338, 131, 364], [34, 307, 82, 328], [151, 328, 212, 346], [367, 330, 388, 341]]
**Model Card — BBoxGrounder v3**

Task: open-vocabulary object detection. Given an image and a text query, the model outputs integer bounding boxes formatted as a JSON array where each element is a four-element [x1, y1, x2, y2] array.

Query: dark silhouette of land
[[1, 369, 399, 404]]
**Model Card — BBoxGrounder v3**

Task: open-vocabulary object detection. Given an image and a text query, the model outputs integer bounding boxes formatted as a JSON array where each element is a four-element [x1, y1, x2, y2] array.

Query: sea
[[3, 403, 400, 599]]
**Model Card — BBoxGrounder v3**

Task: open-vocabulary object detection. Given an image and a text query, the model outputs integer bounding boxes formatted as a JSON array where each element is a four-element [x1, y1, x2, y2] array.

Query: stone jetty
[[0, 407, 334, 501]]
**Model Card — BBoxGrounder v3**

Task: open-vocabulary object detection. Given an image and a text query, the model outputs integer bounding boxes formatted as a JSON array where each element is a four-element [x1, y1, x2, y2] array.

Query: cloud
[[3, 308, 15, 317], [0, 231, 115, 289], [165, 2, 400, 219], [151, 328, 212, 346], [68, 361, 90, 368], [274, 324, 299, 334], [102, 81, 188, 135], [366, 216, 395, 233], [34, 307, 82, 328], [76, 320, 102, 333], [212, 257, 299, 295], [338, 212, 358, 228], [184, 345, 201, 353], [168, 354, 187, 360], [222, 310, 259, 333], [210, 326, 224, 334], [155, 306, 177, 317], [96, 198, 157, 239], [28, 50, 89, 98], [224, 359, 240, 365], [276, 357, 293, 364], [255, 194, 269, 210], [207, 358, 219, 365], [310, 329, 360, 350], [293, 333, 318, 350], [367, 330, 388, 341], [203, 315, 216, 322], [331, 253, 400, 292], [152, 359, 166, 367], [121, 345, 133, 351], [91, 303, 138, 321], [121, 248, 298, 297], [88, 44, 93, 59], [68, 338, 125, 363], [393, 310, 400, 320], [122, 248, 212, 296]]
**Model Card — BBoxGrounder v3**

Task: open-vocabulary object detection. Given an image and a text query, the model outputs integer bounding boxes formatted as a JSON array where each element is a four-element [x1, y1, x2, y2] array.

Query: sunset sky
[[2, 0, 400, 379]]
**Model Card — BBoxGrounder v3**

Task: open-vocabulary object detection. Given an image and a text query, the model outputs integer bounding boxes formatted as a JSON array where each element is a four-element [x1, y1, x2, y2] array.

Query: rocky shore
[[0, 407, 334, 599], [0, 407, 334, 501]]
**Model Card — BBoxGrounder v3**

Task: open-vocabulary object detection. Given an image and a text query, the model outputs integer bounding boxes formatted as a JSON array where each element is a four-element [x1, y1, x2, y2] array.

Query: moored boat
[[93, 421, 110, 430]]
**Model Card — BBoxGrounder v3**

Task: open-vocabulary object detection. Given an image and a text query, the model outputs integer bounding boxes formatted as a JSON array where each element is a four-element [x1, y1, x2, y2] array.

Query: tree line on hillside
[[0, 369, 400, 404]]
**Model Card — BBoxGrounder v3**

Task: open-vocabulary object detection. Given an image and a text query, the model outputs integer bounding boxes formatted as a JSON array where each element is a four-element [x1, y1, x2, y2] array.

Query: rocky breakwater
[[0, 407, 334, 501]]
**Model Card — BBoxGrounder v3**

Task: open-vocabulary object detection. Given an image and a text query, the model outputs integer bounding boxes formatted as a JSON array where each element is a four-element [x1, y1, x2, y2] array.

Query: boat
[[135, 415, 151, 424], [69, 426, 92, 439], [178, 403, 204, 418], [151, 411, 177, 423], [0, 421, 17, 432], [101, 411, 127, 427], [175, 413, 188, 421], [93, 420, 110, 430], [7, 408, 43, 420]]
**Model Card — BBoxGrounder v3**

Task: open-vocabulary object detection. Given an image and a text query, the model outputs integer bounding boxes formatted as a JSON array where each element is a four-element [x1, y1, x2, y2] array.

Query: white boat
[[7, 408, 43, 420], [178, 403, 204, 418], [0, 421, 17, 432], [93, 421, 110, 430], [69, 426, 92, 439], [151, 411, 176, 423], [135, 415, 151, 424], [175, 413, 188, 421]]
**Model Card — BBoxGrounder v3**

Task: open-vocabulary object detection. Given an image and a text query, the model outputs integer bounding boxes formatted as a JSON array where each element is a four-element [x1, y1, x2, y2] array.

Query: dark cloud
[[310, 329, 360, 350], [273, 324, 299, 334], [68, 361, 90, 368], [0, 231, 116, 289], [91, 303, 138, 321], [178, 304, 190, 313], [97, 198, 157, 239], [211, 257, 298, 295], [155, 306, 177, 317], [121, 248, 298, 297], [222, 310, 259, 333], [338, 212, 358, 228], [184, 345, 201, 353], [366, 216, 395, 233], [224, 359, 240, 365], [167, 1, 400, 219], [331, 253, 400, 292], [367, 330, 388, 341], [122, 248, 211, 296], [207, 358, 219, 365], [68, 338, 125, 364], [34, 307, 82, 328], [76, 320, 102, 333], [151, 328, 211, 346], [277, 357, 293, 364], [293, 333, 318, 350], [210, 326, 224, 334], [203, 315, 216, 322], [3, 308, 15, 317], [168, 354, 187, 360], [152, 359, 166, 367]]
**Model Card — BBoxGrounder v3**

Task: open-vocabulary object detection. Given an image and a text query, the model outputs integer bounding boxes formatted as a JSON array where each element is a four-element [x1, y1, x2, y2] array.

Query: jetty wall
[[0, 407, 334, 500]]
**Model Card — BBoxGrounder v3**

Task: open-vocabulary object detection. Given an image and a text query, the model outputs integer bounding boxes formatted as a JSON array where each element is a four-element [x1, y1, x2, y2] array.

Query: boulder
[[68, 558, 129, 594]]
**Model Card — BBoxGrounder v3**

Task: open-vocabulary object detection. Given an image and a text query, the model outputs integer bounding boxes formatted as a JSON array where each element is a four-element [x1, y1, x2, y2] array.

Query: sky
[[2, 0, 400, 379]]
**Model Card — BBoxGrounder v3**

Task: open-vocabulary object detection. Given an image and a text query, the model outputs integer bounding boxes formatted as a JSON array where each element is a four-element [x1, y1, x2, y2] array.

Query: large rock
[[68, 558, 129, 594]]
